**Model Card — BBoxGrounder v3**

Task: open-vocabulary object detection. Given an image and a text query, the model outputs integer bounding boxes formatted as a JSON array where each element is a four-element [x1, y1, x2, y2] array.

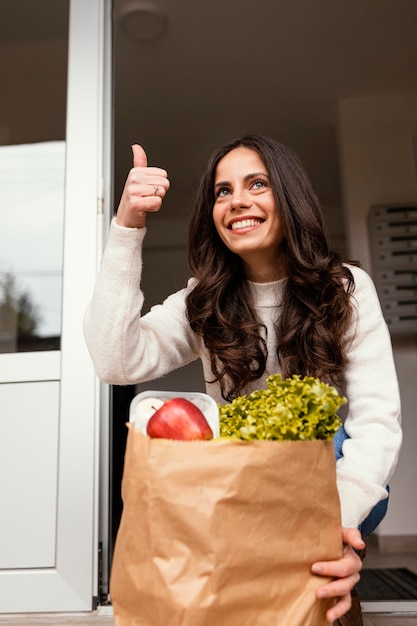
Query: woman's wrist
[[115, 212, 146, 229]]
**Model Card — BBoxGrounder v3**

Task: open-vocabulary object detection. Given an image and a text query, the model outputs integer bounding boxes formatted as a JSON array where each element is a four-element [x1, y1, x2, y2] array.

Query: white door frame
[[0, 0, 111, 612]]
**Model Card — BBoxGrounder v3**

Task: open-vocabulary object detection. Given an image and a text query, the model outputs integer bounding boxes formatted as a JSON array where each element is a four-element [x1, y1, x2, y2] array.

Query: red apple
[[146, 397, 213, 441]]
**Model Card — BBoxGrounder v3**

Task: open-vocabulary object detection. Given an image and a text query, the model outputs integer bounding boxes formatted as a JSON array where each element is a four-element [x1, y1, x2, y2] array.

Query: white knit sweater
[[84, 219, 402, 529]]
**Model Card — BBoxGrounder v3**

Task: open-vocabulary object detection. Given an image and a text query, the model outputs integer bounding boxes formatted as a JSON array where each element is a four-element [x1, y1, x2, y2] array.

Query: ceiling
[[113, 0, 417, 218]]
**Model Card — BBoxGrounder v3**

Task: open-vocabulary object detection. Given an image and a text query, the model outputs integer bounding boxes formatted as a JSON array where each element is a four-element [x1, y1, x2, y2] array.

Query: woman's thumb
[[132, 144, 147, 168]]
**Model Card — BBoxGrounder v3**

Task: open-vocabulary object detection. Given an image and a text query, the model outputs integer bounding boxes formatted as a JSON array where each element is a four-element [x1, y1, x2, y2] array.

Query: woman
[[84, 134, 402, 623]]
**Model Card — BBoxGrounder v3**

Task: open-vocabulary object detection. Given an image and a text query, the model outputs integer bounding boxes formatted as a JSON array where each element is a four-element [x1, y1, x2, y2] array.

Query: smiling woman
[[84, 133, 402, 624]]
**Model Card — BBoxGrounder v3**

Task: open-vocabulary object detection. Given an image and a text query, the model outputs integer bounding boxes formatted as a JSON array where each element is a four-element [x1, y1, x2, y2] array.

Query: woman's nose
[[230, 188, 251, 210]]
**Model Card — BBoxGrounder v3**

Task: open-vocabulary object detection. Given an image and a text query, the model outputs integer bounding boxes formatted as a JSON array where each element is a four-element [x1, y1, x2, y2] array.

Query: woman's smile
[[228, 217, 265, 231]]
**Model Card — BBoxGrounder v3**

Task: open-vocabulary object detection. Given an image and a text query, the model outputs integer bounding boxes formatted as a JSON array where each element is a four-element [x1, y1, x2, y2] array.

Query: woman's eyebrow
[[214, 172, 269, 189]]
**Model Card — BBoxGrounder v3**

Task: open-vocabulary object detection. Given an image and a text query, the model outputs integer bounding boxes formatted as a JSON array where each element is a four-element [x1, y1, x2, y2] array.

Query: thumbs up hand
[[115, 144, 170, 228]]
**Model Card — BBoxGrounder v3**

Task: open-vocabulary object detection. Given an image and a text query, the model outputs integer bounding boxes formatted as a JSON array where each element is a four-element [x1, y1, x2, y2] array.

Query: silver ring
[[153, 185, 159, 196]]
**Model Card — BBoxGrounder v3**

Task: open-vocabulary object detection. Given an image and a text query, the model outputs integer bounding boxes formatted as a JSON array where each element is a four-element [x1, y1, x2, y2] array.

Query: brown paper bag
[[110, 424, 343, 626]]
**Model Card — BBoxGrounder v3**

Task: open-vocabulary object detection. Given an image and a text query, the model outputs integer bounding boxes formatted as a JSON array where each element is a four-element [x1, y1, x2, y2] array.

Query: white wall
[[338, 94, 417, 538]]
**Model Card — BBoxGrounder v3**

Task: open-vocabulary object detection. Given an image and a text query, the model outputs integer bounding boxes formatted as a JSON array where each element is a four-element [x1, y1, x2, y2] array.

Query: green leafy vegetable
[[218, 374, 346, 441]]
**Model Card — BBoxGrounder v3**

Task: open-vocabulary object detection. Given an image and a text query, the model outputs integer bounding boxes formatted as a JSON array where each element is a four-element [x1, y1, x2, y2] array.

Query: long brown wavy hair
[[186, 134, 355, 401]]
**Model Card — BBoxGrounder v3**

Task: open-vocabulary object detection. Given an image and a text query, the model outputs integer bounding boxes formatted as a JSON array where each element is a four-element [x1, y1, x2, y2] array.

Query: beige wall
[[338, 94, 417, 537]]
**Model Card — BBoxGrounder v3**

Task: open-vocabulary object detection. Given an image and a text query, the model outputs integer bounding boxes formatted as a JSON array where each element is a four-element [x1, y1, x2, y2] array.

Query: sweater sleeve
[[336, 265, 402, 528], [83, 219, 200, 385]]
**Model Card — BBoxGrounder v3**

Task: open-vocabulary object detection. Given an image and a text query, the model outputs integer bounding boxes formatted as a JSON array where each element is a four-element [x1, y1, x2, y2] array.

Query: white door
[[0, 0, 111, 612]]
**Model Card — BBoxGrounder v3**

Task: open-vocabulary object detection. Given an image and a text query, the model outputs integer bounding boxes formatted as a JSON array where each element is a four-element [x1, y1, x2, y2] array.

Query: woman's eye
[[216, 187, 230, 197], [252, 179, 267, 190]]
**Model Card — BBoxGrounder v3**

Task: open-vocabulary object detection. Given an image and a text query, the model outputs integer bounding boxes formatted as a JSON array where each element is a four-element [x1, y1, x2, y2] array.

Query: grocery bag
[[110, 424, 343, 626]]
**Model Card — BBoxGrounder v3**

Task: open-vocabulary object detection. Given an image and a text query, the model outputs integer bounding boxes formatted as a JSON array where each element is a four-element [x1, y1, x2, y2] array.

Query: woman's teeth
[[230, 219, 262, 230]]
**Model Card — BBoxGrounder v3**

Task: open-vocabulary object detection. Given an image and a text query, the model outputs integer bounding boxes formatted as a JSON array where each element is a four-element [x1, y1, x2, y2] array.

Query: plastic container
[[129, 390, 220, 438]]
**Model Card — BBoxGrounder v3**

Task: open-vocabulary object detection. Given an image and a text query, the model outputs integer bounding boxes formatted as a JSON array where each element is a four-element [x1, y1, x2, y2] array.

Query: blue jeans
[[333, 426, 389, 538]]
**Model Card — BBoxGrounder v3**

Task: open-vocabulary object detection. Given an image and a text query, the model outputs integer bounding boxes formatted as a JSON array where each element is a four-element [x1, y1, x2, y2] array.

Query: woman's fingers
[[314, 547, 361, 623], [341, 527, 366, 551], [129, 144, 170, 199], [314, 547, 361, 593], [311, 527, 365, 623], [324, 592, 353, 624], [116, 144, 170, 228]]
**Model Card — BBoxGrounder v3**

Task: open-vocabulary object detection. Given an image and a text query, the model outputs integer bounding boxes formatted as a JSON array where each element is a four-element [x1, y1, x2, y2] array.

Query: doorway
[[109, 0, 417, 611]]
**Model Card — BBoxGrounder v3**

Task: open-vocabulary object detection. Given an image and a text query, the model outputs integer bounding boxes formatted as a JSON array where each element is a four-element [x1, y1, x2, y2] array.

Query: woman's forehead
[[215, 147, 267, 180]]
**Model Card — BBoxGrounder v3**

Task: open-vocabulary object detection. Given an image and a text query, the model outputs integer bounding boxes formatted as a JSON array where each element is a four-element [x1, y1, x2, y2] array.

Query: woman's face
[[212, 146, 286, 281]]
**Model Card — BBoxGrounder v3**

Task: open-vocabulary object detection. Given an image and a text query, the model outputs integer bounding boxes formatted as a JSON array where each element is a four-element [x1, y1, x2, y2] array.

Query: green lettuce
[[218, 374, 346, 441]]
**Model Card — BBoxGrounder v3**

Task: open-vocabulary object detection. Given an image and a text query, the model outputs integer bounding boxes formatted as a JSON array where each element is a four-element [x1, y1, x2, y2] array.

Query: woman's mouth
[[229, 218, 264, 230]]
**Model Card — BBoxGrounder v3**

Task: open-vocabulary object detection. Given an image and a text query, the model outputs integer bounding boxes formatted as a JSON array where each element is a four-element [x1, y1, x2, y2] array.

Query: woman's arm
[[83, 220, 200, 384], [84, 145, 200, 384], [336, 265, 402, 529]]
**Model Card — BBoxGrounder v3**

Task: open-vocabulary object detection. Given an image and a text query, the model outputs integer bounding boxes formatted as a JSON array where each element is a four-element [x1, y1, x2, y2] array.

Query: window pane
[[0, 0, 69, 352]]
